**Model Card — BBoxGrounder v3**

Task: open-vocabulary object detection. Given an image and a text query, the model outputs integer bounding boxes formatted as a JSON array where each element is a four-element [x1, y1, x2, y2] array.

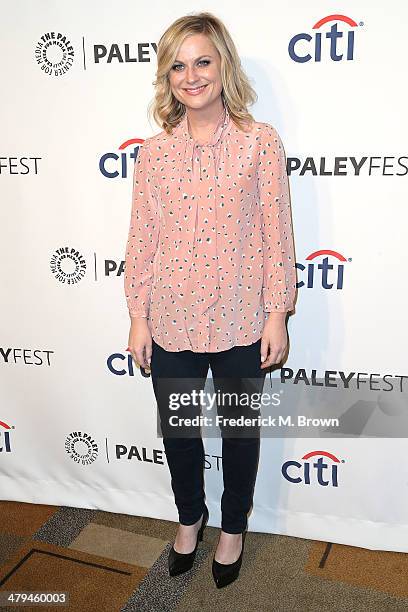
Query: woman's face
[[168, 33, 223, 112]]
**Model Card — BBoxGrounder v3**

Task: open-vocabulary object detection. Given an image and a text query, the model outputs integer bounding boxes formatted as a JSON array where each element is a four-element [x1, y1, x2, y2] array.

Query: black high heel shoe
[[212, 527, 248, 588], [168, 504, 209, 577]]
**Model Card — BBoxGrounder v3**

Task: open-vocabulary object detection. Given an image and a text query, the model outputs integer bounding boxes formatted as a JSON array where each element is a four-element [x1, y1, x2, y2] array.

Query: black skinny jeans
[[150, 337, 267, 534]]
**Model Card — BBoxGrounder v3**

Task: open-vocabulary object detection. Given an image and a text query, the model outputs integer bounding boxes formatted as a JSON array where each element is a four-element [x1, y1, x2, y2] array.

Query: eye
[[171, 59, 210, 71]]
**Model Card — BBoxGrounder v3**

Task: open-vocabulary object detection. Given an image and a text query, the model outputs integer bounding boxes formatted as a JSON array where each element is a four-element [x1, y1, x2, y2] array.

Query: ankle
[[180, 512, 203, 530], [174, 513, 204, 554], [214, 532, 243, 564]]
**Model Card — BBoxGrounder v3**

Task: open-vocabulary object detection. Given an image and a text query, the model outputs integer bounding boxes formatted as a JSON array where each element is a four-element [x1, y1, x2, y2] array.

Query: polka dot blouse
[[124, 105, 297, 353]]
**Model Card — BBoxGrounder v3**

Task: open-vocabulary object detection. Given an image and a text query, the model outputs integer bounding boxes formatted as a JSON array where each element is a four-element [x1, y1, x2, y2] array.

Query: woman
[[124, 12, 297, 588]]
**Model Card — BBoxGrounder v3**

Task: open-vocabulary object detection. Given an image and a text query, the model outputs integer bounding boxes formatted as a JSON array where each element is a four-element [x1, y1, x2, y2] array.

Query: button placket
[[195, 144, 220, 316], [168, 106, 231, 317]]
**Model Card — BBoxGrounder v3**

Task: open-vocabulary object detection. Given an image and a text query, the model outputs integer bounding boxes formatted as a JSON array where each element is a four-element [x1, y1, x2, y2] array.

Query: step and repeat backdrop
[[1, 2, 408, 553]]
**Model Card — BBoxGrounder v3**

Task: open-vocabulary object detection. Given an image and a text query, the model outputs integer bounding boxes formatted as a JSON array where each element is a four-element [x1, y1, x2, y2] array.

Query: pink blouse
[[124, 105, 297, 352]]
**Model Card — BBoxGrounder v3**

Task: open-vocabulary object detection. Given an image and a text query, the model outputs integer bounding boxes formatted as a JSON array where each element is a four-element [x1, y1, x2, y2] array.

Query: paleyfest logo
[[35, 32, 74, 76], [289, 14, 362, 63], [50, 247, 87, 284], [282, 450, 344, 486]]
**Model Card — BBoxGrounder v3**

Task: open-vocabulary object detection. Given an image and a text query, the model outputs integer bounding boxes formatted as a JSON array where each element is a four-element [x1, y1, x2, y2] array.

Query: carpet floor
[[0, 500, 407, 611]]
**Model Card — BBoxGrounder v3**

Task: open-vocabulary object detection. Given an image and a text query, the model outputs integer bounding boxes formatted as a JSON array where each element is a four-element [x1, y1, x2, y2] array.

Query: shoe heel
[[198, 504, 209, 541]]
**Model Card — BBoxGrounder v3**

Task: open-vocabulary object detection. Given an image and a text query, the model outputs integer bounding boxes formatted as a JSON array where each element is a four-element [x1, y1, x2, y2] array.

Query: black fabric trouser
[[150, 337, 267, 534]]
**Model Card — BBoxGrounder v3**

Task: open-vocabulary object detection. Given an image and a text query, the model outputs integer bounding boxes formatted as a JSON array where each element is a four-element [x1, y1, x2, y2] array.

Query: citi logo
[[296, 249, 349, 289], [0, 420, 14, 453], [289, 14, 362, 63], [282, 450, 343, 486], [100, 138, 144, 178]]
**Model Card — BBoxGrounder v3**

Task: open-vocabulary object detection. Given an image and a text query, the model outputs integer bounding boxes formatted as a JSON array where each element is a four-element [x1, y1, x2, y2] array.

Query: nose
[[185, 65, 199, 84]]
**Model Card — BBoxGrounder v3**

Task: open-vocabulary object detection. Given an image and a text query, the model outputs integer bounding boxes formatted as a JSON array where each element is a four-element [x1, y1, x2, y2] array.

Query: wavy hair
[[148, 12, 258, 135]]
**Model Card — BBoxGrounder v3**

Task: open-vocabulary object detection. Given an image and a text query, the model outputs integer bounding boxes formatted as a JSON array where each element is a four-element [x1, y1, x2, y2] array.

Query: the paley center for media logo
[[35, 32, 74, 76]]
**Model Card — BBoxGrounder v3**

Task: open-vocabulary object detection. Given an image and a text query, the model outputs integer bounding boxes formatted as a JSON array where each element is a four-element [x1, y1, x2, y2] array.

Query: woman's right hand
[[128, 318, 152, 370]]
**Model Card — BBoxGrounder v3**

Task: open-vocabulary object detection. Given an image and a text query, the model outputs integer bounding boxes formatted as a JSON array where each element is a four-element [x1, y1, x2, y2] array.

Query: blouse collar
[[173, 104, 232, 147]]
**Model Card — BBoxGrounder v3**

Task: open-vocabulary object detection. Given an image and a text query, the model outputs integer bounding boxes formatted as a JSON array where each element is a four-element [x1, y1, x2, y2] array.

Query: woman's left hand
[[260, 314, 288, 368]]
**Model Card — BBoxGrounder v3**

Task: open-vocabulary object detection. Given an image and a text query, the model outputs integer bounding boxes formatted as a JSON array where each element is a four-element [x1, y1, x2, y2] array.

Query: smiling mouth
[[183, 84, 208, 93]]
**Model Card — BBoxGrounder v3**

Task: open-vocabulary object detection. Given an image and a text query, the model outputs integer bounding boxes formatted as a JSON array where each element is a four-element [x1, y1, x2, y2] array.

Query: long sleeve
[[124, 139, 159, 319], [257, 124, 297, 313]]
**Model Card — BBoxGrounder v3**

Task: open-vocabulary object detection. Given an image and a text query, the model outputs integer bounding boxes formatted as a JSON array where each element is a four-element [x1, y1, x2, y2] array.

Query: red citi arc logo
[[289, 14, 361, 63], [296, 249, 349, 289], [0, 420, 13, 453], [100, 138, 144, 178], [282, 450, 343, 486]]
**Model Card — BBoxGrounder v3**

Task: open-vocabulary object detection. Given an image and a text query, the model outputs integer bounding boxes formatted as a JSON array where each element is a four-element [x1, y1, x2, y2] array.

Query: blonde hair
[[148, 12, 258, 135]]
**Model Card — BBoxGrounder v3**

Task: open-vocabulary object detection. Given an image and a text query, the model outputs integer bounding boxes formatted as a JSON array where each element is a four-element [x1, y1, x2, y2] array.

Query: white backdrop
[[1, 1, 408, 553]]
